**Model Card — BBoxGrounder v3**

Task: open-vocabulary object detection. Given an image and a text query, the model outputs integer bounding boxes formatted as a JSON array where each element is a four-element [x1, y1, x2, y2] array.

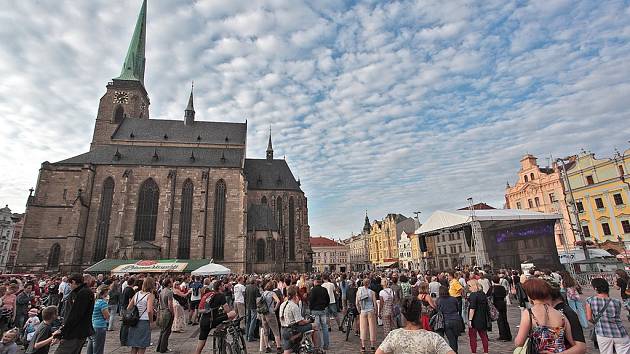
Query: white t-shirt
[[478, 278, 491, 294], [322, 282, 336, 304], [379, 288, 394, 302], [234, 283, 246, 304]]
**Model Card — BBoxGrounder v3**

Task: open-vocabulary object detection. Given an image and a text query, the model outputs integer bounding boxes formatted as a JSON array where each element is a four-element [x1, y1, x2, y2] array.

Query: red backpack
[[199, 290, 216, 314]]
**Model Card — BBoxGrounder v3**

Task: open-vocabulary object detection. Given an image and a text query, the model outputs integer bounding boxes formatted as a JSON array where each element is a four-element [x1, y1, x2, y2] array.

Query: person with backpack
[[188, 276, 203, 326], [357, 278, 378, 354], [193, 281, 236, 354], [259, 281, 282, 353]]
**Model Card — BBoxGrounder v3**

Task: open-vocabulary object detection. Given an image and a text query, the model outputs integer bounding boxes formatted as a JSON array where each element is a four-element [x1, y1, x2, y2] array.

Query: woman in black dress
[[467, 279, 489, 354], [490, 276, 511, 341]]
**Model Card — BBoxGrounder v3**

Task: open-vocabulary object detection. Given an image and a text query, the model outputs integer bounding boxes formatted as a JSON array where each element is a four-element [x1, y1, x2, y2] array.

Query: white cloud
[[0, 0, 629, 239]]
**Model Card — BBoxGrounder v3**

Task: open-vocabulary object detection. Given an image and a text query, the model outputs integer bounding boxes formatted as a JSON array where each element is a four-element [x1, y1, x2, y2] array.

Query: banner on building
[[111, 260, 188, 274]]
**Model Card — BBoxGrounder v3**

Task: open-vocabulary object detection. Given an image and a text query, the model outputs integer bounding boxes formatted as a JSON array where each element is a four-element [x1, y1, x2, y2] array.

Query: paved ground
[[19, 288, 629, 353]]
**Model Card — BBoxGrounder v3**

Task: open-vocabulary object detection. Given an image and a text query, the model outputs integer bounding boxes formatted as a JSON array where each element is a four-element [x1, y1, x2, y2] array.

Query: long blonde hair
[[467, 279, 480, 292]]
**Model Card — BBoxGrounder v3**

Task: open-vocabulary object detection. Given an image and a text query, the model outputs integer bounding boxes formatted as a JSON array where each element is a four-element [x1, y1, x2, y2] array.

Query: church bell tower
[[91, 0, 150, 150]]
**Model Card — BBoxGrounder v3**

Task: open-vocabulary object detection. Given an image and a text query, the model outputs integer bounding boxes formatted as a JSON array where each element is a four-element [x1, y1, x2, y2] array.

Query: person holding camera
[[280, 285, 320, 354]]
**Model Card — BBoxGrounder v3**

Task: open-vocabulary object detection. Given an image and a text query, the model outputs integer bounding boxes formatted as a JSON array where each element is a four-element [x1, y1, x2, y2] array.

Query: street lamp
[[557, 157, 590, 260]]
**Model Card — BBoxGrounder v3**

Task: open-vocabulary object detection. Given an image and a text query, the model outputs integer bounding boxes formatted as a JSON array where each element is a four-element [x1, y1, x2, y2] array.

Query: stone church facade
[[14, 0, 312, 274]]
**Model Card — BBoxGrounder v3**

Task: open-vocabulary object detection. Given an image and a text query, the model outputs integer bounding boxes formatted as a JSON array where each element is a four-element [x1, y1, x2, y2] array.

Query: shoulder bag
[[513, 309, 538, 354], [590, 298, 610, 349]]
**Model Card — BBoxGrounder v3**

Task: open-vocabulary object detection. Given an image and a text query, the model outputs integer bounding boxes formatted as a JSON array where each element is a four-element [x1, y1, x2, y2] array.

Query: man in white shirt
[[321, 275, 341, 331], [478, 273, 491, 294], [280, 286, 319, 354], [233, 276, 246, 326]]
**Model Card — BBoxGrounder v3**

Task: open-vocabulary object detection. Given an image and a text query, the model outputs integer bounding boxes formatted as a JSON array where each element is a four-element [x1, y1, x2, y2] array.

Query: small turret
[[184, 83, 195, 125], [266, 128, 274, 161]]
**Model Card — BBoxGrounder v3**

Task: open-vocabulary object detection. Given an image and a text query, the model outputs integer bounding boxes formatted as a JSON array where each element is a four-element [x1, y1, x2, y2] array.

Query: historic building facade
[[505, 154, 576, 251], [14, 1, 311, 274], [565, 149, 630, 258], [0, 206, 16, 272], [311, 237, 348, 272], [368, 213, 415, 267], [345, 213, 371, 271], [398, 231, 413, 269]]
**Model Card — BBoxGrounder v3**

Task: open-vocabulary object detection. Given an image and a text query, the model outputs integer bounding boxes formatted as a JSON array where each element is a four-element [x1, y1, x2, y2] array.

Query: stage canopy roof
[[416, 209, 561, 235]]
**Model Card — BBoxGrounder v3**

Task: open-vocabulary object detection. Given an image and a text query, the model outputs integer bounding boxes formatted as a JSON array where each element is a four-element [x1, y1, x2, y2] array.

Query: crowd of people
[[0, 266, 627, 354]]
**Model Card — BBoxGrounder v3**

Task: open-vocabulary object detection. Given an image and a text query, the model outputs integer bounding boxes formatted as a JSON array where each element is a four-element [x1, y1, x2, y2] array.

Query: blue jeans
[[87, 327, 107, 354], [311, 310, 329, 349], [246, 308, 258, 341]]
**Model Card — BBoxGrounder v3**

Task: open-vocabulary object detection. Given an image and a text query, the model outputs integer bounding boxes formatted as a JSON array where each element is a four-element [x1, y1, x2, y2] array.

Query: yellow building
[[566, 149, 630, 257], [368, 214, 416, 267], [368, 220, 383, 266]]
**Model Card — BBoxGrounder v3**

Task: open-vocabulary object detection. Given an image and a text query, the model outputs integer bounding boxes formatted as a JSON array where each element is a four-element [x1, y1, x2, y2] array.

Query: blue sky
[[1, 0, 629, 239]]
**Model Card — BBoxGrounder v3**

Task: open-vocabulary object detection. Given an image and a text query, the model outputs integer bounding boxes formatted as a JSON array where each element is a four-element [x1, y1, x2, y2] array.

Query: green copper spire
[[115, 0, 147, 84]]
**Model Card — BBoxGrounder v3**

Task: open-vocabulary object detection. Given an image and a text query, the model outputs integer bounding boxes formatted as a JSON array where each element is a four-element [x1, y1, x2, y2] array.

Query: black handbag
[[590, 299, 610, 349], [122, 293, 148, 327]]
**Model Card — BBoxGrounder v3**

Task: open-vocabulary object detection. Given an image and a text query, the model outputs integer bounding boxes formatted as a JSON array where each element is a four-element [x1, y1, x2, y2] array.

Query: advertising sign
[[111, 260, 187, 274]]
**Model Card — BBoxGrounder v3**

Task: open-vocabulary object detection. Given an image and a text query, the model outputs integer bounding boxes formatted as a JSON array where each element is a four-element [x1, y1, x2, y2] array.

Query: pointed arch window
[[289, 197, 295, 260], [270, 239, 276, 261], [256, 239, 266, 262], [276, 197, 283, 233], [134, 178, 160, 241], [213, 180, 226, 260], [93, 177, 114, 261], [113, 105, 124, 123], [47, 243, 61, 270], [178, 179, 193, 259], [261, 196, 267, 205]]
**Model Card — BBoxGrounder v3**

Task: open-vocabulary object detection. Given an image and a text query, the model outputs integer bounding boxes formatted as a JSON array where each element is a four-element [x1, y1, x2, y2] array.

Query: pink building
[[505, 155, 576, 251]]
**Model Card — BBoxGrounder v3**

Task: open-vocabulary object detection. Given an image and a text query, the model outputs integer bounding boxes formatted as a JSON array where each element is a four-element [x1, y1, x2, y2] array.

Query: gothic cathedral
[[14, 0, 312, 274]]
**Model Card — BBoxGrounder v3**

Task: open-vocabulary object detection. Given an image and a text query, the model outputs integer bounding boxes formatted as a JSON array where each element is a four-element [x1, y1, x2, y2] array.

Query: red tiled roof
[[310, 236, 343, 247]]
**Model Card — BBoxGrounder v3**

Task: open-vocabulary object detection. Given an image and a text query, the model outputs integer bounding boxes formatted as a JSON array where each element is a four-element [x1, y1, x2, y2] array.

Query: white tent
[[191, 262, 232, 276], [416, 209, 561, 234]]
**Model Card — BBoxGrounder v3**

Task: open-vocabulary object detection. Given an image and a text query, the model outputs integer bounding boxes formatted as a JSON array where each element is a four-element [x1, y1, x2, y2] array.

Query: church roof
[[112, 118, 247, 145], [55, 144, 243, 168], [244, 159, 301, 191], [247, 204, 278, 231]]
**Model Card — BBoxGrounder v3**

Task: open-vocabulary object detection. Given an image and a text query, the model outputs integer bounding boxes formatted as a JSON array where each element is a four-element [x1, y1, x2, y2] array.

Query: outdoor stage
[[417, 209, 563, 270]]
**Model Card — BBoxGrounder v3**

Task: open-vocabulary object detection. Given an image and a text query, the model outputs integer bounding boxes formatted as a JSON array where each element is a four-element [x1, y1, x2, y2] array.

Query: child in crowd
[[23, 308, 41, 346], [25, 306, 61, 354], [0, 329, 18, 354]]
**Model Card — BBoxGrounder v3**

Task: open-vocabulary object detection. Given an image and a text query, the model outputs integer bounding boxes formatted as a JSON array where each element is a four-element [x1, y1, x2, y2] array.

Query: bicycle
[[288, 316, 322, 354], [212, 317, 247, 354], [340, 307, 358, 341]]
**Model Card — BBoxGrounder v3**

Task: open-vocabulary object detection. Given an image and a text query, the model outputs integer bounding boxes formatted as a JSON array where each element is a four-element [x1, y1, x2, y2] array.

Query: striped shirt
[[586, 296, 628, 338]]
